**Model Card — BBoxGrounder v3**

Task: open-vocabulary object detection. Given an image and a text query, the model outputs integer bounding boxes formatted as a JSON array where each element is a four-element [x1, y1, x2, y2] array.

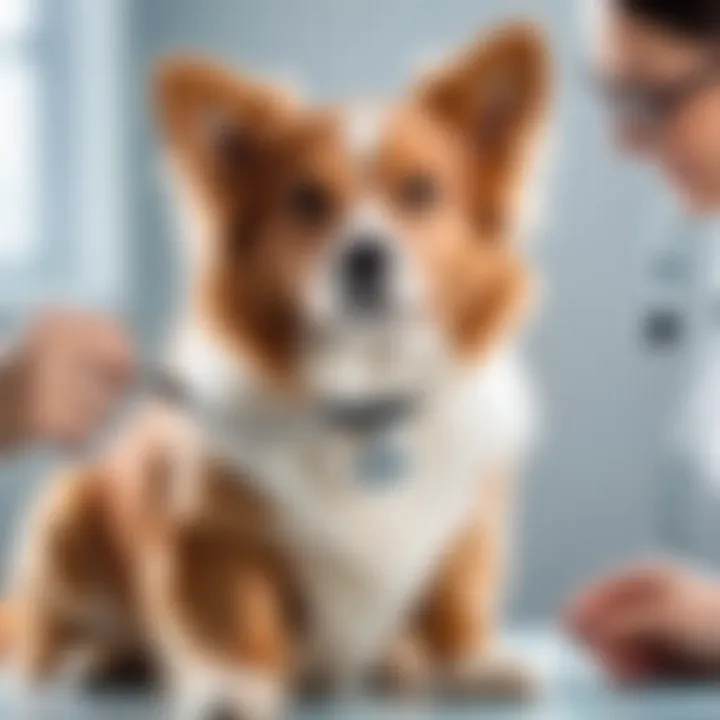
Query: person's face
[[592, 4, 720, 212]]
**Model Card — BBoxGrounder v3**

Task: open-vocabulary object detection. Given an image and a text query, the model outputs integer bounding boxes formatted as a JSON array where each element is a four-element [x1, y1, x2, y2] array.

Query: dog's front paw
[[172, 666, 285, 720], [370, 635, 433, 696], [441, 649, 540, 702], [175, 695, 280, 720]]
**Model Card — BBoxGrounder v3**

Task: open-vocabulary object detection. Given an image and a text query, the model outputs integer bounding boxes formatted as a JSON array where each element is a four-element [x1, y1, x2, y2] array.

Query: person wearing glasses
[[566, 0, 720, 683]]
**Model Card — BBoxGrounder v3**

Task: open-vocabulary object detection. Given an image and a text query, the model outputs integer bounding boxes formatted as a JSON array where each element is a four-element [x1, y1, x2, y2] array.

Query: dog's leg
[[417, 470, 537, 700], [371, 632, 433, 696], [165, 578, 290, 720], [7, 466, 133, 680], [13, 601, 69, 681], [146, 533, 294, 720]]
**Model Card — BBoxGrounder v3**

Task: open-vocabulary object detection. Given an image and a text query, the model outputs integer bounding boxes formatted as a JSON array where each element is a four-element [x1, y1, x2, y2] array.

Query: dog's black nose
[[341, 235, 389, 315]]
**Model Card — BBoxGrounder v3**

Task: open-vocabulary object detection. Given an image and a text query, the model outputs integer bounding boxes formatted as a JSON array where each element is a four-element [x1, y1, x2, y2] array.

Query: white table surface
[[2, 631, 720, 719]]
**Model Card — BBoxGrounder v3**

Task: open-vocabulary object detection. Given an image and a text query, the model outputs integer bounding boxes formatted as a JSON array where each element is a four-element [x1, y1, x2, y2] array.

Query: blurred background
[[1, 0, 719, 624]]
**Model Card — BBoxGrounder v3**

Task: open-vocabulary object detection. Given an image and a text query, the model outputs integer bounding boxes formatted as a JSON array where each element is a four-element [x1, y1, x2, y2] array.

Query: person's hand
[[2, 310, 136, 448], [564, 561, 720, 683]]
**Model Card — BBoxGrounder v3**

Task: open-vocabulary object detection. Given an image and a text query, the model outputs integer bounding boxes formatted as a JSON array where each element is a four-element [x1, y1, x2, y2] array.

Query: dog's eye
[[398, 174, 439, 211], [286, 179, 332, 226]]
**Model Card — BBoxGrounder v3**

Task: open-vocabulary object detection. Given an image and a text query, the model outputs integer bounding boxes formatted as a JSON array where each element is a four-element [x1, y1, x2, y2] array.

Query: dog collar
[[142, 365, 415, 489], [315, 395, 418, 435]]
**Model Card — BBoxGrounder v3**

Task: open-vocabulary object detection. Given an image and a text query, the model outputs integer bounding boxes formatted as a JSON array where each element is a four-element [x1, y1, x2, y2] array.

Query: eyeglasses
[[595, 59, 720, 135]]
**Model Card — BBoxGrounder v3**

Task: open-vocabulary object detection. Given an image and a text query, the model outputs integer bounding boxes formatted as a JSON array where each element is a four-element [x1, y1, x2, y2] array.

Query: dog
[[1, 22, 550, 719]]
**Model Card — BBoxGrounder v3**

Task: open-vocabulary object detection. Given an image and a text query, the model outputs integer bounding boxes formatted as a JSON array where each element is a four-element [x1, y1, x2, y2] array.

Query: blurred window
[[0, 0, 40, 267], [0, 0, 124, 313]]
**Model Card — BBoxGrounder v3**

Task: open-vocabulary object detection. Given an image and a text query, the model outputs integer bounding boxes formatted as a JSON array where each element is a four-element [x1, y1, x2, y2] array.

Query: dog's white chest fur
[[170, 329, 536, 677]]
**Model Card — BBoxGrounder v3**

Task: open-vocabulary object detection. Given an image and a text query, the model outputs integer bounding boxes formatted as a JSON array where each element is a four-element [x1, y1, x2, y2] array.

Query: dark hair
[[618, 0, 720, 39]]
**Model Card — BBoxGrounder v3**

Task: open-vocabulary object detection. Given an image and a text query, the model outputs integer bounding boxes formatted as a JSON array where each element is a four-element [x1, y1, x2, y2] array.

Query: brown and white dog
[[1, 22, 550, 719]]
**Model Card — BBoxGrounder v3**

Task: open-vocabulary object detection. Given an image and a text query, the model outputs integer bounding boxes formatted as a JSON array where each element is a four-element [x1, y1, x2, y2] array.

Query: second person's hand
[[3, 309, 136, 449], [564, 561, 720, 683]]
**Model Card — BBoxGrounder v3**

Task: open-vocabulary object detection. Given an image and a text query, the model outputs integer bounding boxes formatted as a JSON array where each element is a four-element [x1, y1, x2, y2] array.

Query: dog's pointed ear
[[154, 57, 297, 201], [416, 23, 551, 237]]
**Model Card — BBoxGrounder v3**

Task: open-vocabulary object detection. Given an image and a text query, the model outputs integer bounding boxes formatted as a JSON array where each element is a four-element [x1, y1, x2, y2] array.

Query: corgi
[[1, 22, 550, 719]]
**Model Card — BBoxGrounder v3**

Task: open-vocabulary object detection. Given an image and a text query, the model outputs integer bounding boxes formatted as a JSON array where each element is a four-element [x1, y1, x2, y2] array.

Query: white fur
[[343, 103, 389, 164], [168, 324, 536, 682]]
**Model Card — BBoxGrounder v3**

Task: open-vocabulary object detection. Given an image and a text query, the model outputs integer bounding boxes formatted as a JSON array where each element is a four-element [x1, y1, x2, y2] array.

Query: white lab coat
[[675, 218, 720, 486]]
